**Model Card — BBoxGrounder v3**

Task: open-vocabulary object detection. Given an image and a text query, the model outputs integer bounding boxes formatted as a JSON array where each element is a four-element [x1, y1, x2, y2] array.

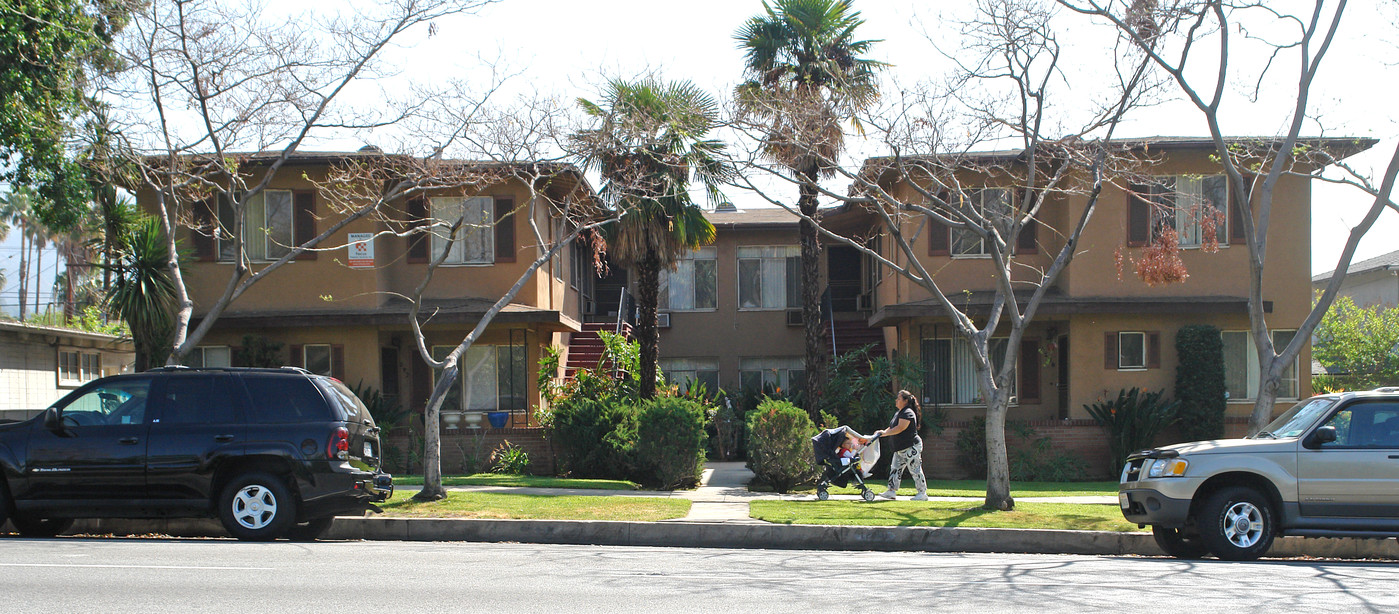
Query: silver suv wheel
[[1221, 501, 1265, 548], [231, 485, 279, 530]]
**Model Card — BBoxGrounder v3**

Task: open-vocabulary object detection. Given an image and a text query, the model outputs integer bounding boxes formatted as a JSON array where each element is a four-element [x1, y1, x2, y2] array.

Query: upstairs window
[[219, 190, 294, 262], [950, 189, 1011, 257], [660, 247, 717, 311], [738, 246, 799, 310], [1129, 176, 1228, 248], [430, 196, 495, 264]]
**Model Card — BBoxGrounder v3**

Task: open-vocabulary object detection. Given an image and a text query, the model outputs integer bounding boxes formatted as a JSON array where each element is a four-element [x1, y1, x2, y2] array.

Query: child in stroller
[[810, 426, 881, 502]]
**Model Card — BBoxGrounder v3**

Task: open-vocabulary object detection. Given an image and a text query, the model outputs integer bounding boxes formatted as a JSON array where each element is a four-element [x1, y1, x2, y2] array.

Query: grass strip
[[750, 500, 1139, 532], [390, 474, 639, 490], [379, 491, 689, 521], [762, 479, 1118, 498]]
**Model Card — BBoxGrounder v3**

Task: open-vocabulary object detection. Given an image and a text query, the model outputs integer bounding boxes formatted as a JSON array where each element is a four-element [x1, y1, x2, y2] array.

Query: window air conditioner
[[657, 313, 671, 328], [785, 309, 803, 327]]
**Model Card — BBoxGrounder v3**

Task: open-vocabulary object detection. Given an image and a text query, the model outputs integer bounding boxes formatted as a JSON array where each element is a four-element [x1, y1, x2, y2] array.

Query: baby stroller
[[810, 426, 881, 502]]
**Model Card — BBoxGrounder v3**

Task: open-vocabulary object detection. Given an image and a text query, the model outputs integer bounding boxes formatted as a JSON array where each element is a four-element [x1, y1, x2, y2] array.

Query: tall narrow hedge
[[1174, 325, 1227, 441], [636, 397, 710, 489]]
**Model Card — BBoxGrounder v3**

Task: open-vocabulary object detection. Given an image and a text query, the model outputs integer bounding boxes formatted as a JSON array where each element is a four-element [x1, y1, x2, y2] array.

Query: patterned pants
[[887, 438, 927, 494]]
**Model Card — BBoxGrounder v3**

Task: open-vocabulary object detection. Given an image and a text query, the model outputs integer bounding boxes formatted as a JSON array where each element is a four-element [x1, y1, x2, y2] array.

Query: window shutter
[[331, 344, 345, 381], [1147, 332, 1161, 369], [407, 197, 428, 264], [1229, 174, 1252, 244], [293, 190, 317, 261], [1017, 218, 1038, 254], [288, 344, 303, 368], [1127, 183, 1150, 247], [192, 198, 216, 261], [230, 346, 246, 368], [494, 197, 516, 262], [1104, 332, 1117, 369], [1019, 339, 1041, 403], [928, 219, 950, 257]]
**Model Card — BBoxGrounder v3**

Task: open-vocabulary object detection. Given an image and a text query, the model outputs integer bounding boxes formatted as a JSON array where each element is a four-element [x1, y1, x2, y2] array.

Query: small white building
[[0, 320, 135, 419]]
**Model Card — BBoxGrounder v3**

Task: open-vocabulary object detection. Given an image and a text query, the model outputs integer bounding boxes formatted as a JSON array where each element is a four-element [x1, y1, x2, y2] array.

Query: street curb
[[41, 517, 1399, 559]]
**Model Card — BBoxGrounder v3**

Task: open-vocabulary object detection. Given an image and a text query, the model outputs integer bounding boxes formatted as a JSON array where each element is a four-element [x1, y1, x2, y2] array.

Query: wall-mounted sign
[[348, 233, 374, 269]]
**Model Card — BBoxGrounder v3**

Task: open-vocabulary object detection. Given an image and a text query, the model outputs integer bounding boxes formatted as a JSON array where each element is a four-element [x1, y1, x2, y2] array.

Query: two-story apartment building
[[141, 151, 594, 430]]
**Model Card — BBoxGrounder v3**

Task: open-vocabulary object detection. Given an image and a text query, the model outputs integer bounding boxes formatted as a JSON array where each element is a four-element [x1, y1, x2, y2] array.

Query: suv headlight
[[1147, 458, 1189, 478]]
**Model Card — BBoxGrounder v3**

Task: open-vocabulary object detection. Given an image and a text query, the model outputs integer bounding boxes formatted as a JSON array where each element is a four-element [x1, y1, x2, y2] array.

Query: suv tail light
[[328, 427, 350, 460]]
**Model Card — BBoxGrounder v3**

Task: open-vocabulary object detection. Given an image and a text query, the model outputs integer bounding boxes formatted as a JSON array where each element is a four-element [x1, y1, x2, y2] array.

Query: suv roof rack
[[1371, 386, 1399, 393], [142, 366, 313, 374]]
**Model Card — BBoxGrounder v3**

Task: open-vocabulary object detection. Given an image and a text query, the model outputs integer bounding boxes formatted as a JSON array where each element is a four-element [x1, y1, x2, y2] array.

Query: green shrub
[[635, 397, 710, 489], [954, 416, 1087, 481], [817, 344, 926, 435], [489, 440, 531, 475], [1084, 388, 1180, 473], [548, 397, 639, 480], [746, 398, 819, 493], [1175, 325, 1227, 441]]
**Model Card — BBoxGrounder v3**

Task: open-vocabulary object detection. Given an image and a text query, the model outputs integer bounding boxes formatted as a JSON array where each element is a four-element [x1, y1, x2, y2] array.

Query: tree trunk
[[33, 240, 43, 316], [17, 232, 28, 319], [799, 165, 826, 419], [1249, 363, 1283, 435], [982, 383, 1015, 510], [413, 362, 458, 502], [635, 250, 661, 399]]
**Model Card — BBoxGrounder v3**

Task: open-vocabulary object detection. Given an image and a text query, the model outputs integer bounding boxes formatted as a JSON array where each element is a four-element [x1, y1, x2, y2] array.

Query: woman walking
[[872, 390, 928, 501]]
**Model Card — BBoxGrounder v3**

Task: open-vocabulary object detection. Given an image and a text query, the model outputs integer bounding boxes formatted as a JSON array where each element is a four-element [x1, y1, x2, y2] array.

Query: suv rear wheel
[[218, 472, 297, 541], [1197, 486, 1276, 561], [285, 517, 334, 542], [1152, 526, 1209, 559], [11, 516, 75, 538]]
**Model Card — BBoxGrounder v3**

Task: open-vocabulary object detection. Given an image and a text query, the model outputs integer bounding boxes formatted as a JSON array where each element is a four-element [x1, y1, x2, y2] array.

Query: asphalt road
[[1, 538, 1396, 613]]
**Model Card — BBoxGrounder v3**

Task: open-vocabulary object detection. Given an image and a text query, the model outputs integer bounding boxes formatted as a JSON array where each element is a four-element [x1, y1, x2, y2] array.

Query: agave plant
[[104, 216, 177, 370]]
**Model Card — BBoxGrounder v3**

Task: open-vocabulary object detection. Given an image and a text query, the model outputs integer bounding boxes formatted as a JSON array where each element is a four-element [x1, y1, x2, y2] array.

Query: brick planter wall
[[383, 427, 557, 476]]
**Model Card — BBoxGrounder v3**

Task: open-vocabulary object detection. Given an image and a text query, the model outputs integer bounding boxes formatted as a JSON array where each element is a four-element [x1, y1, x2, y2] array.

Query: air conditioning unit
[[785, 309, 803, 327], [856, 293, 874, 311], [657, 313, 671, 328]]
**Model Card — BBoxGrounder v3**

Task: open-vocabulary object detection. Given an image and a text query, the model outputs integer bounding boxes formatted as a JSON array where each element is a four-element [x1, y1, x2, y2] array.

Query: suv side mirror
[[1306, 425, 1337, 449], [43, 407, 68, 434]]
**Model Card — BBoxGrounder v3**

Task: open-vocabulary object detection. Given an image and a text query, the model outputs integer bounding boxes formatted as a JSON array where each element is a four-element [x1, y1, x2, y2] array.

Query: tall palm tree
[[575, 78, 730, 399], [736, 0, 883, 415], [105, 215, 177, 371], [1, 187, 40, 318]]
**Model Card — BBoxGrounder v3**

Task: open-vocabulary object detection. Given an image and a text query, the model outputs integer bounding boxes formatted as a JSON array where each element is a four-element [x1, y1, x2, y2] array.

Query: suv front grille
[[1121, 458, 1146, 483]]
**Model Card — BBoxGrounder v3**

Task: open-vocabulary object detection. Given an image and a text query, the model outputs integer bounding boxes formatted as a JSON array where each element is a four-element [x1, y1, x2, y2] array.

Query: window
[[184, 346, 231, 369], [922, 337, 1014, 405], [951, 189, 1011, 257], [430, 196, 494, 264], [738, 246, 800, 309], [431, 342, 528, 412], [1318, 402, 1399, 448], [1222, 330, 1299, 401], [660, 247, 717, 311], [57, 378, 152, 426], [243, 375, 334, 423], [740, 357, 805, 396], [58, 350, 102, 386], [218, 190, 294, 262], [1143, 176, 1228, 248], [661, 358, 720, 393], [1118, 332, 1147, 370], [161, 375, 238, 424], [303, 344, 332, 377]]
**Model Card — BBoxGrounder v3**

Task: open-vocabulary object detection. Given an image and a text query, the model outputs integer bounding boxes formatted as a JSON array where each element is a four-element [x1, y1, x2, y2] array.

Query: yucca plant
[[1084, 387, 1180, 474], [104, 215, 176, 370]]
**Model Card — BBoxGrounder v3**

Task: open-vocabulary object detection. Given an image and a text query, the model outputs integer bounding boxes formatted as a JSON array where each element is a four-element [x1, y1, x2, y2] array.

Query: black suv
[[0, 367, 392, 541]]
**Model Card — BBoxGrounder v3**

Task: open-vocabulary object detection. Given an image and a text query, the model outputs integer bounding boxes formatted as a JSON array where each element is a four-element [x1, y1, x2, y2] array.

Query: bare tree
[[96, 0, 496, 363], [1059, 0, 1399, 432], [731, 0, 1155, 509]]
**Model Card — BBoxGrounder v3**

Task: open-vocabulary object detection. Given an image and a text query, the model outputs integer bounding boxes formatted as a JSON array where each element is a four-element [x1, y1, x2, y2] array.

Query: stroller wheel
[[861, 488, 876, 502], [817, 489, 830, 501]]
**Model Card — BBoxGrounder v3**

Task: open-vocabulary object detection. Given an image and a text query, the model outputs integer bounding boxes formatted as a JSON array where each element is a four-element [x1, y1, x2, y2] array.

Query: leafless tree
[[1059, 0, 1399, 432], [96, 0, 496, 363], [731, 0, 1156, 509]]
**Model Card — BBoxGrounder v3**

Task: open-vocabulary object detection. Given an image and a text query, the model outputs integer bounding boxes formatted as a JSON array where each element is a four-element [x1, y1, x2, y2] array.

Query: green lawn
[[767, 479, 1118, 498], [390, 474, 639, 490], [750, 500, 1138, 532], [378, 490, 689, 521]]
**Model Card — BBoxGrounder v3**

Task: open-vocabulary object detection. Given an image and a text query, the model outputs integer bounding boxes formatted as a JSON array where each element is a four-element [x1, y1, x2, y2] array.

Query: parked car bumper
[[1119, 486, 1194, 527], [298, 466, 393, 518]]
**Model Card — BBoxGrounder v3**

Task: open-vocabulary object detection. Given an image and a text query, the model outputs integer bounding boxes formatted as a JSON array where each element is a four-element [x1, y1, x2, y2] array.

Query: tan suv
[[1119, 391, 1399, 560]]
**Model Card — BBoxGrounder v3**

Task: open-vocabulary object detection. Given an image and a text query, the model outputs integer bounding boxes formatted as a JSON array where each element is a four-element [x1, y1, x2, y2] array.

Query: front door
[[144, 373, 246, 502], [1297, 400, 1399, 517], [23, 377, 153, 502]]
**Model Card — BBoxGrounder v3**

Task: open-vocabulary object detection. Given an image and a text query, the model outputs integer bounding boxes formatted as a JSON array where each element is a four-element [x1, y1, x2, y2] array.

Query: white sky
[[4, 0, 1398, 315]]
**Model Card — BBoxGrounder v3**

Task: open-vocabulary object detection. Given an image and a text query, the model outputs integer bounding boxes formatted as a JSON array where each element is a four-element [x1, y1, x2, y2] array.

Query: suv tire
[[218, 472, 298, 541], [285, 517, 334, 542], [1152, 526, 1209, 559], [11, 516, 75, 537], [1198, 486, 1276, 561]]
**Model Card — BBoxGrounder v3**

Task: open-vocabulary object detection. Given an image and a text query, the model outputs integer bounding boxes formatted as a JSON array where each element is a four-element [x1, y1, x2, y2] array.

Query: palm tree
[[735, 0, 883, 415], [575, 78, 730, 399], [105, 216, 177, 371]]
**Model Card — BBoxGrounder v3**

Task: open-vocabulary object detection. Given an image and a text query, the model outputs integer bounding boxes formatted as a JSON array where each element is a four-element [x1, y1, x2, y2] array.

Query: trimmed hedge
[[636, 397, 710, 489], [1174, 325, 1226, 442], [746, 398, 819, 493]]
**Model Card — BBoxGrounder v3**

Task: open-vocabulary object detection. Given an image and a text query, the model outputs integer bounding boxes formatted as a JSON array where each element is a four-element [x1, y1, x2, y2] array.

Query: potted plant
[[487, 411, 509, 429], [462, 411, 484, 429]]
